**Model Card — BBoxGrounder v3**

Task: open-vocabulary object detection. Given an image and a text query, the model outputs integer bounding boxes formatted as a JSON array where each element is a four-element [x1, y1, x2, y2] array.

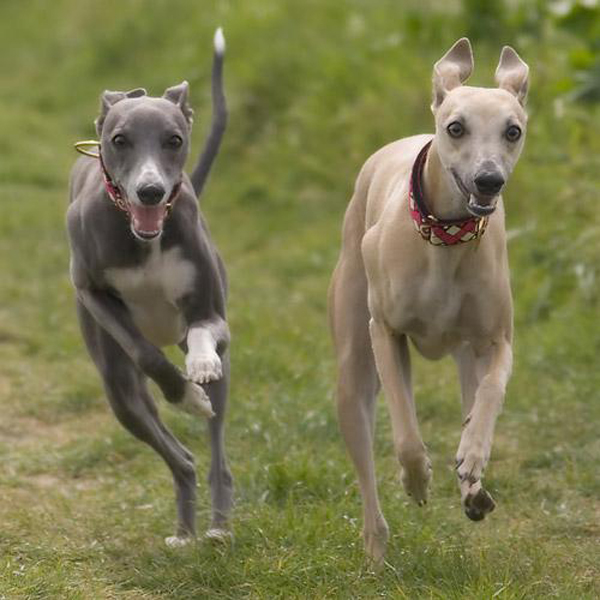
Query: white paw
[[204, 528, 233, 544], [178, 381, 215, 418], [186, 351, 222, 384], [165, 534, 194, 548]]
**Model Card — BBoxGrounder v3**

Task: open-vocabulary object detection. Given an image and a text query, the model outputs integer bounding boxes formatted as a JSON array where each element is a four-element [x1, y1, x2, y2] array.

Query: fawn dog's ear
[[163, 81, 194, 127], [95, 88, 146, 136], [431, 38, 474, 112], [495, 46, 529, 106]]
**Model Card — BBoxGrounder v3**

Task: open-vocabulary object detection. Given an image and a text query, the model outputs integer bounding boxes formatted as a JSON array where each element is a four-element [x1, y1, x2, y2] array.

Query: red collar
[[409, 141, 488, 246], [73, 140, 181, 218], [98, 153, 129, 214]]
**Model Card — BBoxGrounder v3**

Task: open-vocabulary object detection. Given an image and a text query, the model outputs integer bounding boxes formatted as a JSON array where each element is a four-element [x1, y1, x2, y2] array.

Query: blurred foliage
[[462, 0, 600, 102], [553, 0, 600, 102]]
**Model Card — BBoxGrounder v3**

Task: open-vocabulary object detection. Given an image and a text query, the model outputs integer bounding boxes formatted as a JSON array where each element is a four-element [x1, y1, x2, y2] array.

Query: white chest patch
[[105, 244, 196, 347]]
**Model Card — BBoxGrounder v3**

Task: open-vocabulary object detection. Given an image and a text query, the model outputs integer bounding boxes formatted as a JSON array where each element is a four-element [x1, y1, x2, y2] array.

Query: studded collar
[[408, 141, 488, 246]]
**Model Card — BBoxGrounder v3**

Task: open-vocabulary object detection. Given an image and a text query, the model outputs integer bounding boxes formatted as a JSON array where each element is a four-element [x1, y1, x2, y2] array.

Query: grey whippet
[[67, 29, 232, 547], [329, 38, 529, 562]]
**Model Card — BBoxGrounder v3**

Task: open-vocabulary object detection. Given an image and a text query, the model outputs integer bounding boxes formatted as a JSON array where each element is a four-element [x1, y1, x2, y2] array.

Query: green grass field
[[0, 0, 599, 597]]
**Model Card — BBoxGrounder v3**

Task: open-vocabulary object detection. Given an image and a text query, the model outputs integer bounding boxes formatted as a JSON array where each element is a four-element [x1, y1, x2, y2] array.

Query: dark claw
[[465, 506, 485, 521], [455, 458, 464, 470], [464, 488, 496, 521], [473, 489, 495, 514]]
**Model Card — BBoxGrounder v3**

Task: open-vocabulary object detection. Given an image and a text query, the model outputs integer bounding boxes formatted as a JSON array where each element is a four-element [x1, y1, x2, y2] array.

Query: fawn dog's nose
[[474, 172, 504, 196]]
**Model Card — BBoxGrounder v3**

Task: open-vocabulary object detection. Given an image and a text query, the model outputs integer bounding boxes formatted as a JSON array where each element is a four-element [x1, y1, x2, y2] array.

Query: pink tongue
[[129, 203, 167, 234]]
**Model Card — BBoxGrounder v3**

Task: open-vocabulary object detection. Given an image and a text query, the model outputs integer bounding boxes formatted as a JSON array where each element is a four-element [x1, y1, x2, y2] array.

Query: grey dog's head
[[95, 83, 193, 240], [431, 38, 529, 217]]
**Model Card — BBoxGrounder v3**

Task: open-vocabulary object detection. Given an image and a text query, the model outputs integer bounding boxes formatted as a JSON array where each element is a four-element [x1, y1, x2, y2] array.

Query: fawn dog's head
[[431, 38, 529, 217]]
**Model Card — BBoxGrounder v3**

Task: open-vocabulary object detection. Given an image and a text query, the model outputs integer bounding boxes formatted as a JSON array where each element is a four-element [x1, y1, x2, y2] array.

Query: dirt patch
[[0, 412, 111, 449], [28, 473, 62, 488]]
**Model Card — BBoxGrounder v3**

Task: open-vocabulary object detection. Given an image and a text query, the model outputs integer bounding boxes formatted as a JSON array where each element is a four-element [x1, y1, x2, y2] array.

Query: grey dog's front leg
[[78, 288, 213, 418], [177, 272, 233, 538], [185, 318, 230, 384], [77, 287, 187, 401]]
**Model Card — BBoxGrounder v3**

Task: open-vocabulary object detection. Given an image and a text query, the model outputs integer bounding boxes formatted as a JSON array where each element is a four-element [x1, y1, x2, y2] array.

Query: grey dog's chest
[[104, 243, 196, 347]]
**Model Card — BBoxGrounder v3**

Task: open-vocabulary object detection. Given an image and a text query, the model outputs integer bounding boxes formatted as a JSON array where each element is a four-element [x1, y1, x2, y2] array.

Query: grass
[[0, 0, 599, 597]]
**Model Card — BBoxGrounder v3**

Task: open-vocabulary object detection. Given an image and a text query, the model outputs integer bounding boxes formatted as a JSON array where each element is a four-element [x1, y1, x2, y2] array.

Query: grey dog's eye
[[447, 121, 464, 138], [112, 134, 127, 147], [167, 135, 183, 149], [505, 125, 522, 142]]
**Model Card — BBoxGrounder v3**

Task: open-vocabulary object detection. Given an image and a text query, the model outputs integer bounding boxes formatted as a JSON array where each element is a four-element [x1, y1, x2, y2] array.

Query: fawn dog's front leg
[[455, 337, 512, 520], [369, 319, 432, 504]]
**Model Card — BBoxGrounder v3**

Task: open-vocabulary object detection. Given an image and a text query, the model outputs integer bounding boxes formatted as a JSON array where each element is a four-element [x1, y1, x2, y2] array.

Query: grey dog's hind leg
[[77, 301, 197, 537], [203, 352, 233, 532]]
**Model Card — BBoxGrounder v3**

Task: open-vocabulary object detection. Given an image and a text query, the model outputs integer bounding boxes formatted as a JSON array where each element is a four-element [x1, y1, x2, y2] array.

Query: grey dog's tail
[[190, 27, 227, 197]]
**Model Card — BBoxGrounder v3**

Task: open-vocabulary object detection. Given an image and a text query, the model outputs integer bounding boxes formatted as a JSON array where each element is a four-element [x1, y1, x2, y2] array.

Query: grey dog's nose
[[474, 172, 505, 196], [137, 183, 165, 205]]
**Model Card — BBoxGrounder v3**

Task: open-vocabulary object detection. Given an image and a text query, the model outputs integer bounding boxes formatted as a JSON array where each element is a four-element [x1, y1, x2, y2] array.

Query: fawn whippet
[[67, 29, 233, 547], [329, 38, 529, 562]]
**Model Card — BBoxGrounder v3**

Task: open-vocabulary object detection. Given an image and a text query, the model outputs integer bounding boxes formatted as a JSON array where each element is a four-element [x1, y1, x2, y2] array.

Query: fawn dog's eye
[[447, 121, 465, 138], [505, 125, 522, 142]]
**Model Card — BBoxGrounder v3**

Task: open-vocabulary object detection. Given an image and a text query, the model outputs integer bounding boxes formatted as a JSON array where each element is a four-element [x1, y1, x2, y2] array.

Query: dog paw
[[165, 534, 195, 548], [399, 449, 432, 505], [205, 528, 233, 545], [178, 381, 214, 418], [456, 438, 496, 521], [455, 439, 490, 486], [460, 479, 496, 521], [186, 351, 222, 385], [363, 515, 389, 567]]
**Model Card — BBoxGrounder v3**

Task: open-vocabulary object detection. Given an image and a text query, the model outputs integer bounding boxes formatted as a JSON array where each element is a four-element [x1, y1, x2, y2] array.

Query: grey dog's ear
[[163, 81, 194, 127], [431, 38, 474, 112], [95, 88, 147, 136], [495, 46, 529, 105]]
